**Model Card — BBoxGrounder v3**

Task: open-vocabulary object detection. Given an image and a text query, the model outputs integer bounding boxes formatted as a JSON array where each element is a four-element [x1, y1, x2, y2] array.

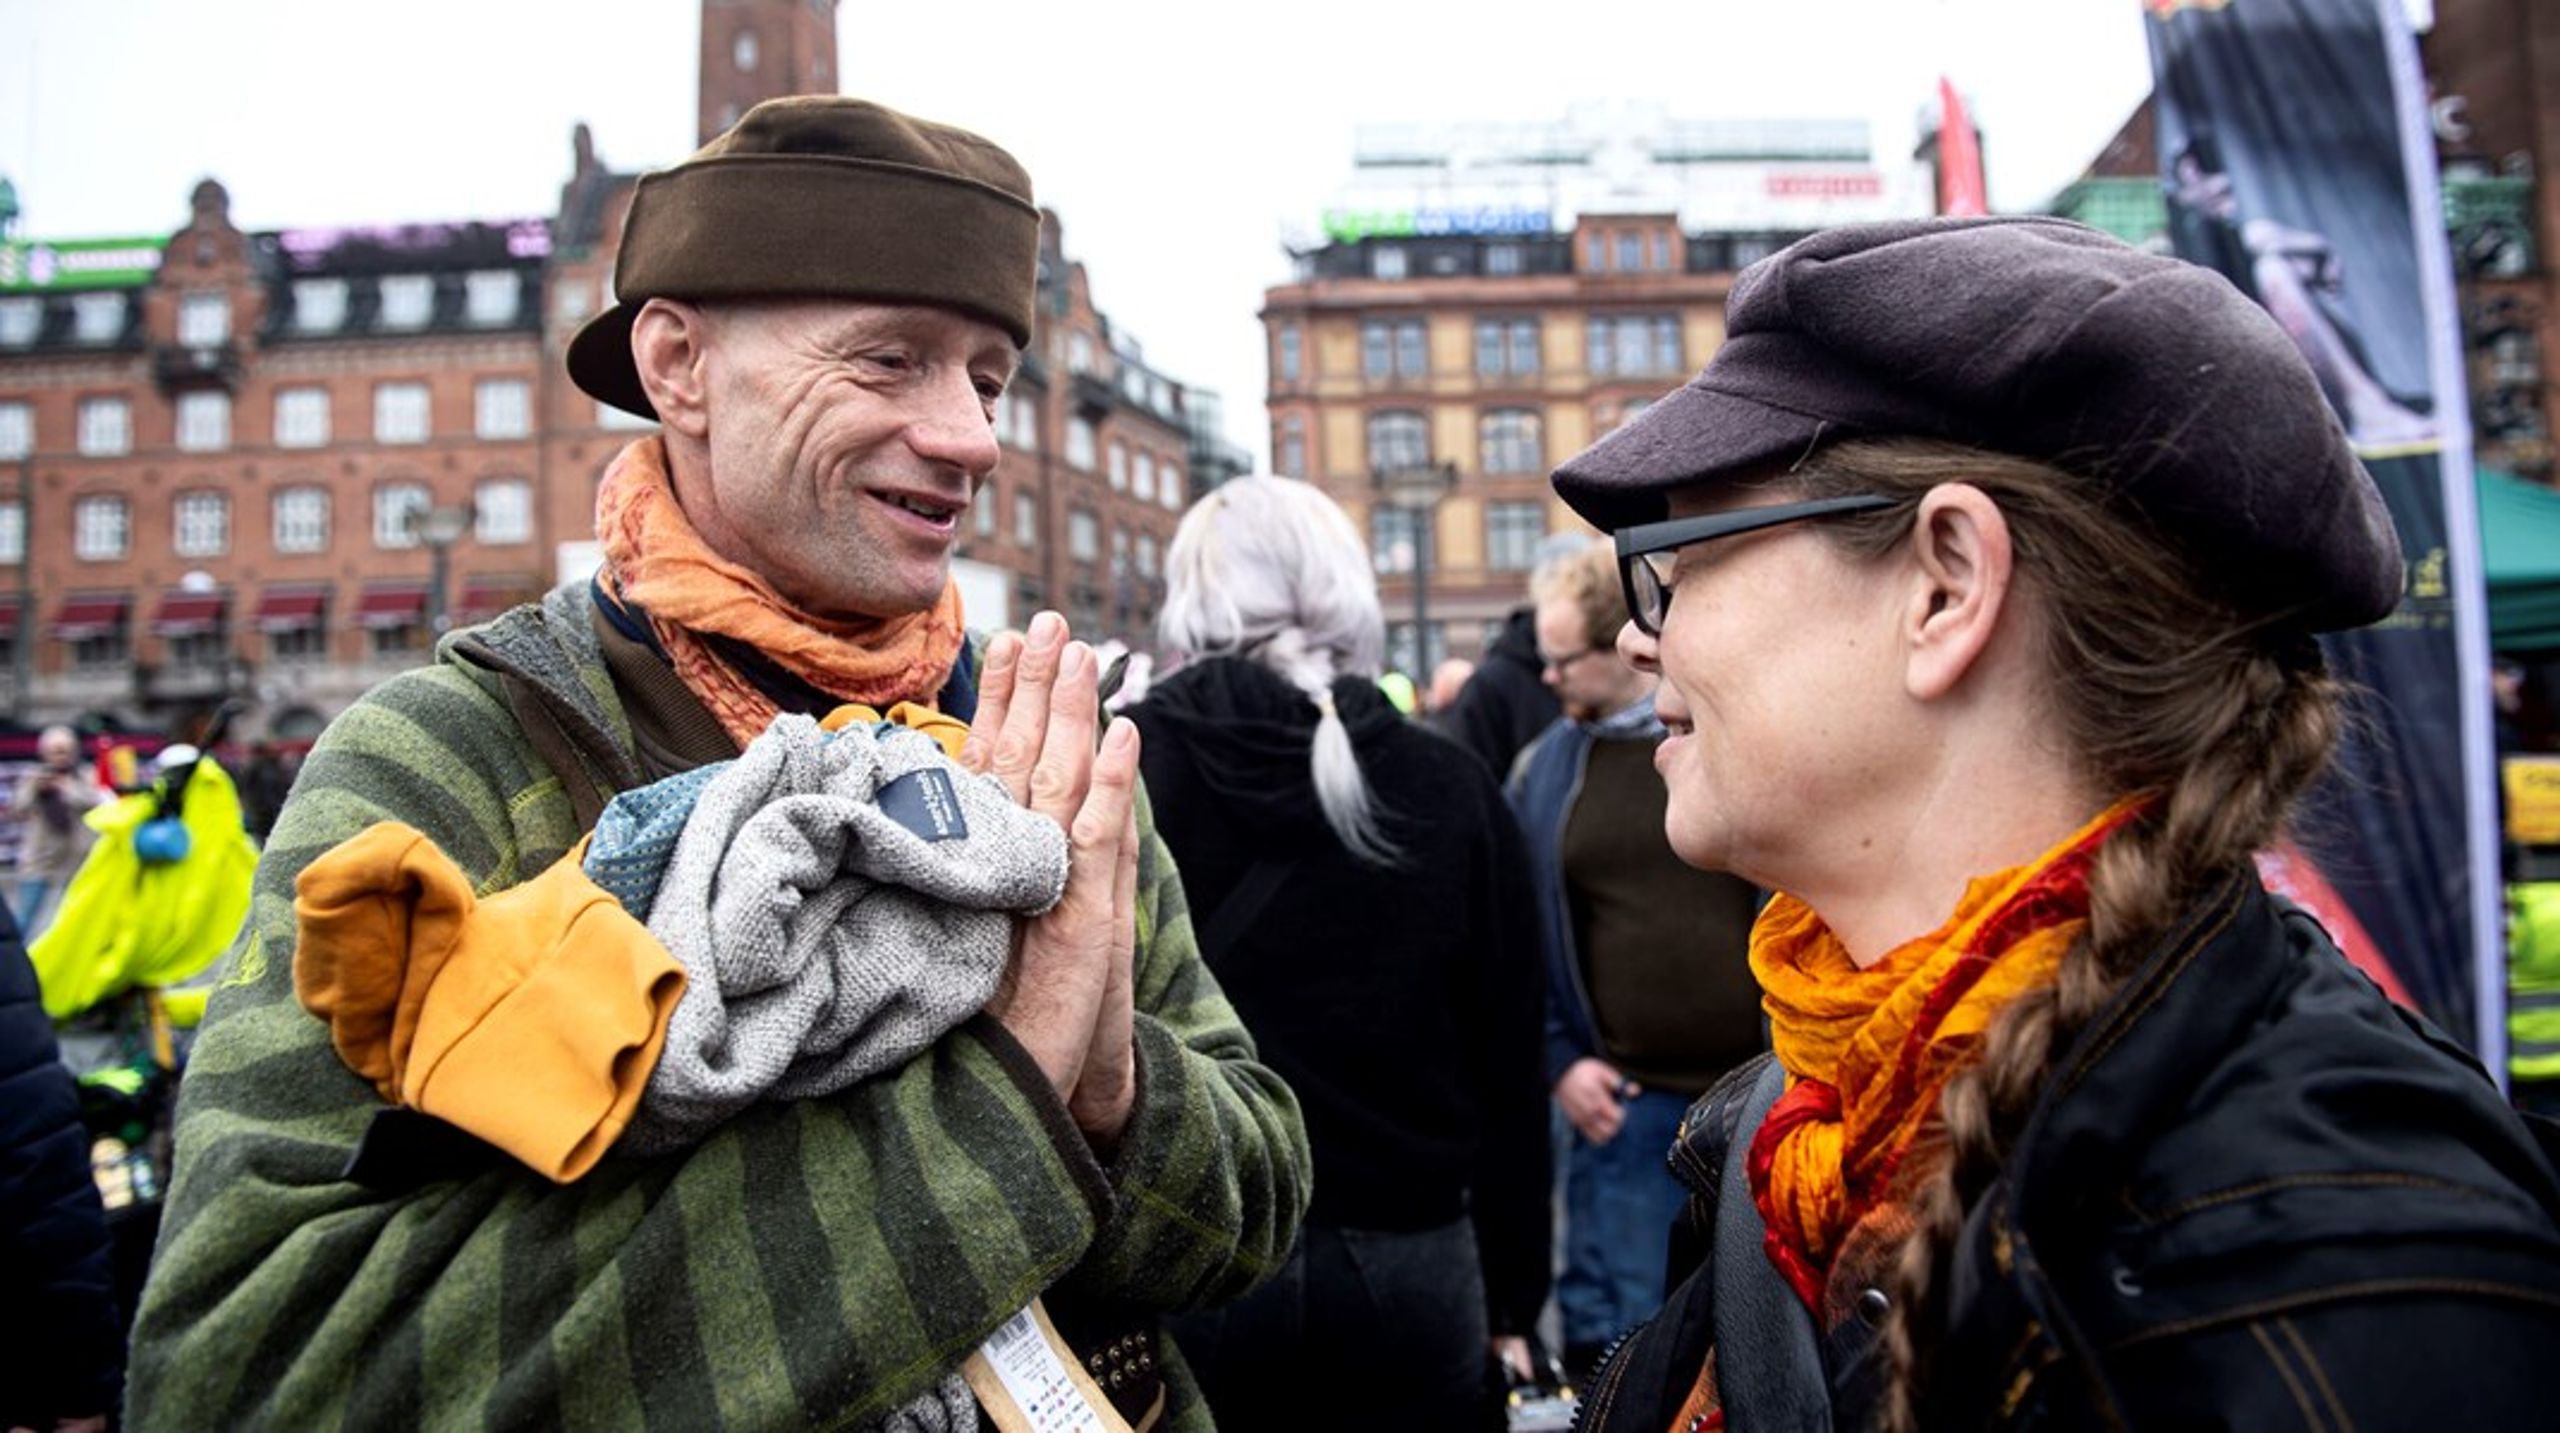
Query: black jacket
[[1129, 656, 1552, 1334], [1581, 877, 2560, 1431], [0, 903, 124, 1424], [1432, 608, 1560, 783]]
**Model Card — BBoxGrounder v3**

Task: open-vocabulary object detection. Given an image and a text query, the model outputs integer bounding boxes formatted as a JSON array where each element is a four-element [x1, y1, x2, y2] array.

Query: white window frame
[[374, 483, 431, 549], [293, 278, 348, 333], [474, 377, 531, 439], [1014, 491, 1038, 547], [76, 397, 131, 457], [275, 387, 331, 448], [0, 297, 40, 346], [374, 382, 430, 445], [73, 495, 129, 560], [1108, 441, 1128, 491], [474, 478, 533, 545], [173, 490, 230, 558], [175, 391, 231, 453], [1069, 509, 1100, 563], [1161, 463, 1184, 510], [463, 271, 520, 327], [0, 502, 23, 564], [1132, 452, 1155, 504], [177, 291, 230, 347], [0, 401, 30, 461], [273, 486, 330, 553], [1066, 417, 1097, 472], [71, 293, 126, 344], [377, 275, 434, 330]]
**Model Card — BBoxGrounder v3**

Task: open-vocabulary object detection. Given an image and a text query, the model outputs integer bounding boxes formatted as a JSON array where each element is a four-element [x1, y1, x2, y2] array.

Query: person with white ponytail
[[1140, 475, 1552, 1429]]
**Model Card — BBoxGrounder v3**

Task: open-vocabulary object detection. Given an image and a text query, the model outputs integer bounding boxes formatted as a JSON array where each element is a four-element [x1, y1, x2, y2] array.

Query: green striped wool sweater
[[126, 584, 1312, 1429]]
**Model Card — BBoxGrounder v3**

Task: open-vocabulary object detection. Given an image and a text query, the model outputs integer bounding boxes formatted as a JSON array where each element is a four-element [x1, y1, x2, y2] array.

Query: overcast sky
[[0, 0, 2163, 461]]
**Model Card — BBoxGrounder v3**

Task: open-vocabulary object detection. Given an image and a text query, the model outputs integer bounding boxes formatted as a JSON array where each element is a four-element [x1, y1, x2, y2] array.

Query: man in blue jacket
[[1507, 538, 1766, 1381]]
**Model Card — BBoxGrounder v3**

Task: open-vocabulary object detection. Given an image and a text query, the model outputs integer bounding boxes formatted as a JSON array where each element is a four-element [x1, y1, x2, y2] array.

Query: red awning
[[50, 593, 130, 641], [150, 589, 227, 637], [354, 584, 429, 629], [253, 586, 329, 632]]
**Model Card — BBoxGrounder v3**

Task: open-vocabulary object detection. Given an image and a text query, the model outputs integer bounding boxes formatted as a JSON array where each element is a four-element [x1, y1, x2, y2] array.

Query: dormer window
[[178, 292, 230, 347], [71, 293, 126, 344], [378, 275, 434, 330], [293, 278, 348, 333], [464, 270, 520, 327]]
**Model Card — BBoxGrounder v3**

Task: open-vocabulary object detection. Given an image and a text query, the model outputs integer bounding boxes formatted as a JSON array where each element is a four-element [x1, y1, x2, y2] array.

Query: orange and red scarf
[[1745, 799, 2144, 1310], [593, 437, 966, 747]]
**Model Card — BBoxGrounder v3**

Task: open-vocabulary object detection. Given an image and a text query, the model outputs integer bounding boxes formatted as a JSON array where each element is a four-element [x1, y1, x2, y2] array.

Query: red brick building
[[0, 0, 1233, 739]]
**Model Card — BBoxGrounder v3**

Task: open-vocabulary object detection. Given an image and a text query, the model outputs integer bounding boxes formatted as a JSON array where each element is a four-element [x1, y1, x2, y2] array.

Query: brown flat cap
[[1553, 215, 2404, 631], [567, 96, 1040, 421]]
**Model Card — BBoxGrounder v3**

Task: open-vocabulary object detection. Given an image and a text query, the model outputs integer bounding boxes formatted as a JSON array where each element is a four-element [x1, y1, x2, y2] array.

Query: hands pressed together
[[960, 612, 1143, 1151]]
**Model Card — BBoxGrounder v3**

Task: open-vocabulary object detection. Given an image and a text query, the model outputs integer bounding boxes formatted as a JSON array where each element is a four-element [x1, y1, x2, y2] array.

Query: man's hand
[[1556, 1057, 1632, 1144], [966, 613, 1144, 1147], [1491, 1335, 1535, 1385]]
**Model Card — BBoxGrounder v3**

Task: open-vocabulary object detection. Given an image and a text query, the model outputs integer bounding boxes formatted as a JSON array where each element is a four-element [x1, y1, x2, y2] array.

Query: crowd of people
[[5, 93, 2560, 1432]]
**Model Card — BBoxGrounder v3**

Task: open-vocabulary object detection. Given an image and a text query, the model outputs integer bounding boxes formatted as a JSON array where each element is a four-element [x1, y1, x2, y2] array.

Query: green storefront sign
[[0, 236, 167, 292]]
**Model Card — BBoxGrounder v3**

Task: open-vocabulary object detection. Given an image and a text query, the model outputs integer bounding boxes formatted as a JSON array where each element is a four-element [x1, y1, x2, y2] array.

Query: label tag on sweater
[[961, 1297, 1131, 1432], [880, 767, 969, 842]]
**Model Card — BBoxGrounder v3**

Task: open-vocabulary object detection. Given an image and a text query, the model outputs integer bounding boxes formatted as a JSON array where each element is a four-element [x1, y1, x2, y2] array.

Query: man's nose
[[909, 372, 1001, 476]]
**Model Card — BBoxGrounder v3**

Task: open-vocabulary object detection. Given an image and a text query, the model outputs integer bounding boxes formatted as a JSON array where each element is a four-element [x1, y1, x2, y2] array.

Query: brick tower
[[698, 0, 841, 146]]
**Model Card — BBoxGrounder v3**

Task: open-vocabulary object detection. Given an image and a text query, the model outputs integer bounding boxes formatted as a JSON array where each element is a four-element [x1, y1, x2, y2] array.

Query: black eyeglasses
[[1614, 495, 1900, 637]]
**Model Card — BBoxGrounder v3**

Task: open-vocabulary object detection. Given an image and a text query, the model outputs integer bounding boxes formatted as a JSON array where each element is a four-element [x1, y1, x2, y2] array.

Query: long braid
[[1784, 440, 2346, 1430]]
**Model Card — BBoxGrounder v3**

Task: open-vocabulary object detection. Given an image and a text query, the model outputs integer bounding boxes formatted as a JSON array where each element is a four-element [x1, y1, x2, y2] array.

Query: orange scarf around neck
[[594, 436, 966, 747], [1745, 798, 2144, 1310]]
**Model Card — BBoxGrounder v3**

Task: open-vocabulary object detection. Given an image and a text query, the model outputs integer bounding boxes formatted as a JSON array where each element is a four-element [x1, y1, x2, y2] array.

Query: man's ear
[[630, 299, 713, 440], [1900, 482, 2017, 702]]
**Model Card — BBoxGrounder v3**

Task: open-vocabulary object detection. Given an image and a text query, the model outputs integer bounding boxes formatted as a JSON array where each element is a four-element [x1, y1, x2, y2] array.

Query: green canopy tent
[[2480, 467, 2560, 654]]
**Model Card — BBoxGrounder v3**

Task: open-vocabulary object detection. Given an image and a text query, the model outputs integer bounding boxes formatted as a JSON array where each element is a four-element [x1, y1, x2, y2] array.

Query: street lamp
[[404, 501, 475, 635], [1373, 460, 1457, 679]]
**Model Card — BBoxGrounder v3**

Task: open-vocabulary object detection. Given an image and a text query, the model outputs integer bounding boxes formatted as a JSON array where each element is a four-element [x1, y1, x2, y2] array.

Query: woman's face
[[1618, 487, 1912, 886]]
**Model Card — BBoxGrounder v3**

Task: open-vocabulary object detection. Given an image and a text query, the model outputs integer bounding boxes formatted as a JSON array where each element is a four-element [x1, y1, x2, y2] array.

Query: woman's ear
[[1900, 483, 2016, 702], [629, 299, 713, 440]]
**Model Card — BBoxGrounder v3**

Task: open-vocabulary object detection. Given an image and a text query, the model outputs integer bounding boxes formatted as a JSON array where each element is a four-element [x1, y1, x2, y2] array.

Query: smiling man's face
[[684, 299, 1016, 620]]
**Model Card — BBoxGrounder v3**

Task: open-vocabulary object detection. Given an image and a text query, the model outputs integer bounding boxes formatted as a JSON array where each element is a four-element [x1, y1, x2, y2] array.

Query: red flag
[[1937, 76, 1989, 216]]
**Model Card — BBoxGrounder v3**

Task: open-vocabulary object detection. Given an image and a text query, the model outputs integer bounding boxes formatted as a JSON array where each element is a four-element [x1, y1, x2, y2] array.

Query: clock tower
[[699, 0, 841, 146]]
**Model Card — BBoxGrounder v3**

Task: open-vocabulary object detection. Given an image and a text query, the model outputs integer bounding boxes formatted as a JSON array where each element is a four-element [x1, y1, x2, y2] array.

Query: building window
[[1132, 452, 1155, 504], [374, 483, 430, 549], [463, 271, 521, 327], [375, 382, 430, 444], [1110, 528, 1129, 578], [274, 387, 330, 448], [73, 495, 129, 560], [1014, 490, 1037, 547], [274, 486, 330, 553], [1277, 325, 1302, 383], [178, 292, 230, 347], [1651, 232, 1674, 271], [293, 278, 348, 332], [270, 623, 328, 664], [176, 391, 231, 453], [168, 629, 228, 672], [1365, 410, 1430, 473], [1479, 409, 1544, 475], [370, 621, 431, 660], [1160, 462, 1184, 510], [973, 487, 998, 537], [1108, 440, 1128, 491], [1486, 242, 1524, 276], [71, 293, 126, 344], [1361, 319, 1427, 382], [1475, 318, 1541, 379], [377, 275, 434, 329], [1385, 621, 1447, 677], [1587, 313, 1682, 378], [1371, 245, 1408, 280], [0, 298, 39, 346], [475, 478, 533, 544], [1008, 393, 1039, 452], [1616, 233, 1643, 271], [173, 491, 230, 558], [1067, 332, 1095, 375], [0, 502, 23, 564], [1066, 417, 1097, 471], [1277, 415, 1307, 478], [72, 627, 129, 672], [1370, 506, 1420, 574], [475, 378, 531, 439], [0, 401, 29, 460], [733, 28, 759, 70], [1486, 501, 1547, 571], [76, 397, 130, 457], [1068, 508, 1100, 563], [1583, 232, 1606, 272]]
